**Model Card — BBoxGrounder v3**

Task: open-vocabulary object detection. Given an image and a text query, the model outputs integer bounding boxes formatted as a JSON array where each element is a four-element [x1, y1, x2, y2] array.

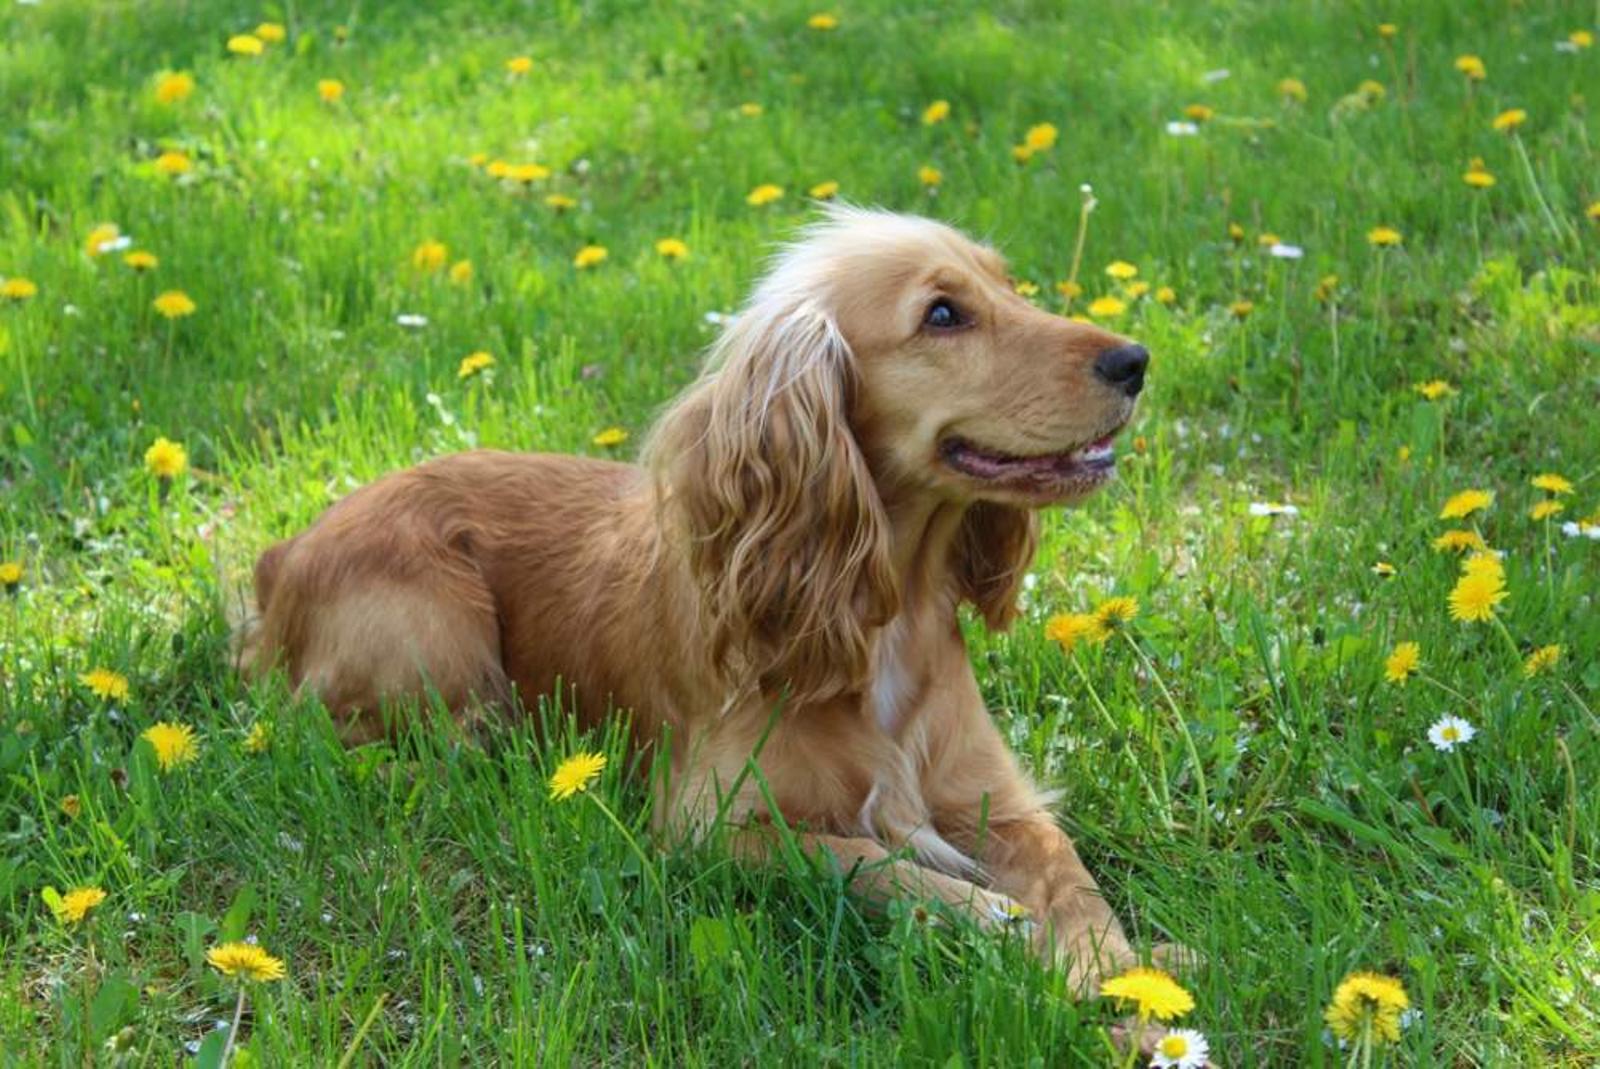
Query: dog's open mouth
[[939, 430, 1121, 494]]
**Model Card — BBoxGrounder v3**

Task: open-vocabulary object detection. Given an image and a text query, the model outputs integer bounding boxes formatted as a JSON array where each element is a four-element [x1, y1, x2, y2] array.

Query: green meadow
[[3, 0, 1598, 1063]]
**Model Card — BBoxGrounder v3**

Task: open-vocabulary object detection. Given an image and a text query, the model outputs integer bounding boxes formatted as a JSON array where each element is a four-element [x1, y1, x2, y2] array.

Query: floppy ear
[[648, 299, 897, 705], [951, 503, 1038, 629]]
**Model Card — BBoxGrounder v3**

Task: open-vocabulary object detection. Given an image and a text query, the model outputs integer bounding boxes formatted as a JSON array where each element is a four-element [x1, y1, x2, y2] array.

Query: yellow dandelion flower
[[1413, 379, 1454, 400], [1432, 529, 1487, 554], [123, 250, 158, 271], [808, 180, 840, 200], [1454, 55, 1486, 81], [1105, 261, 1139, 281], [1571, 30, 1595, 49], [1278, 77, 1308, 102], [81, 668, 130, 701], [1384, 642, 1420, 684], [738, 101, 763, 118], [1045, 613, 1104, 653], [807, 13, 839, 31], [467, 153, 489, 168], [1227, 222, 1246, 243], [1530, 473, 1573, 495], [922, 100, 951, 125], [144, 436, 187, 478], [48, 886, 107, 926], [1, 277, 38, 301], [1462, 166, 1495, 189], [1088, 296, 1126, 319], [458, 351, 495, 379], [1324, 971, 1408, 1046], [1461, 552, 1505, 583], [549, 751, 607, 800], [1100, 967, 1194, 1022], [153, 290, 196, 317], [507, 56, 534, 76], [227, 34, 265, 57], [412, 240, 448, 272], [509, 163, 551, 182], [1155, 285, 1176, 305], [448, 259, 474, 285], [1182, 104, 1214, 122], [1371, 561, 1397, 578], [1094, 596, 1139, 630], [1123, 281, 1150, 300], [60, 794, 81, 818], [1440, 488, 1493, 520], [746, 183, 784, 206], [1056, 280, 1083, 299], [154, 150, 192, 176], [1010, 143, 1035, 163], [85, 223, 121, 257], [1367, 226, 1402, 247], [207, 942, 286, 982], [244, 722, 271, 754], [592, 427, 628, 447], [155, 72, 195, 104], [1376, 23, 1398, 39], [1588, 201, 1600, 222], [0, 561, 22, 586], [655, 237, 689, 261], [1025, 122, 1058, 151], [485, 160, 511, 178], [1530, 500, 1564, 521], [1229, 299, 1255, 319], [573, 245, 608, 269], [1492, 108, 1526, 132], [318, 79, 346, 103], [1448, 571, 1506, 623], [255, 22, 286, 43], [545, 193, 577, 211], [1013, 280, 1039, 297], [1256, 232, 1281, 247], [141, 722, 199, 772], [1523, 644, 1562, 677], [917, 166, 942, 187]]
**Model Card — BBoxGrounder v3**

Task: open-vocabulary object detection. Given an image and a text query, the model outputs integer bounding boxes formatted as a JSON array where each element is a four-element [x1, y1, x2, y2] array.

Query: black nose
[[1093, 343, 1149, 397]]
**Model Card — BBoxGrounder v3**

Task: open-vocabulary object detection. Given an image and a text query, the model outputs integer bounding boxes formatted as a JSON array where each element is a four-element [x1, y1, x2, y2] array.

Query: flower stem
[[1123, 633, 1212, 846], [219, 986, 246, 1068], [1070, 654, 1170, 824], [587, 793, 666, 905]]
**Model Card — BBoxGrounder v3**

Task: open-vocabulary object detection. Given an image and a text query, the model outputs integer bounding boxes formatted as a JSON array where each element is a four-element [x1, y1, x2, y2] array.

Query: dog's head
[[648, 207, 1147, 702], [780, 207, 1145, 508]]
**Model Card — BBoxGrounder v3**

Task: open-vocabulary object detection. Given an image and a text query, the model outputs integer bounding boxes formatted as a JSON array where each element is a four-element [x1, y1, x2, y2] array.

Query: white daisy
[[1269, 243, 1305, 259], [1428, 715, 1476, 752], [1152, 1028, 1210, 1068], [396, 313, 429, 328], [1559, 521, 1600, 540], [1249, 501, 1300, 517], [1165, 121, 1199, 136]]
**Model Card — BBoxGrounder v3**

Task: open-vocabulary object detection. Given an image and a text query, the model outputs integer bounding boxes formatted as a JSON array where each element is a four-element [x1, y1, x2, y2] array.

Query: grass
[[2, 0, 1598, 1064]]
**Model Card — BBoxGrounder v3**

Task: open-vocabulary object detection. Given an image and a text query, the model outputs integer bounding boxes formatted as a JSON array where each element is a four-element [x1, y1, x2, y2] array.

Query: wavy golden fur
[[239, 206, 1170, 990]]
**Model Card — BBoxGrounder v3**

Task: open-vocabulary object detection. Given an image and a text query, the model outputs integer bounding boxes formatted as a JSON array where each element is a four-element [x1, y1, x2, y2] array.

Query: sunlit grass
[[2, 0, 1598, 1063]]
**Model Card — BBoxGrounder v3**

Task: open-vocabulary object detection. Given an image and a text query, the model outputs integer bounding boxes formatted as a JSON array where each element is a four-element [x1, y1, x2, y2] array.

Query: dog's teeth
[[1075, 444, 1114, 462]]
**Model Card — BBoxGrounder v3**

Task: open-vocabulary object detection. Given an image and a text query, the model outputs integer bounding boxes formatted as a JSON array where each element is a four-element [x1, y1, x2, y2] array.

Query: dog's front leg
[[976, 815, 1138, 991]]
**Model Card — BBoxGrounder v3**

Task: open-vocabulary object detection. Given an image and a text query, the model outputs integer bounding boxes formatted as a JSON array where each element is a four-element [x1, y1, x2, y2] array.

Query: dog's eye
[[924, 298, 963, 330]]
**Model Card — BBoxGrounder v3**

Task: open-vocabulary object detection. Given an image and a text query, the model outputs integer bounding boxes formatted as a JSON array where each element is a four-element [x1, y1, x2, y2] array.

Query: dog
[[238, 206, 1158, 990]]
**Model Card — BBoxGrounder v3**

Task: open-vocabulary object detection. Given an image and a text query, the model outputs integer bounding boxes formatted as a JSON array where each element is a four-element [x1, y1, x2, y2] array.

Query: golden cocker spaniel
[[239, 207, 1158, 989]]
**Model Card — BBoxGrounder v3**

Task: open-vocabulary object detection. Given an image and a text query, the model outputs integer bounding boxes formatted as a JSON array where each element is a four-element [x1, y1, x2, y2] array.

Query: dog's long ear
[[647, 299, 896, 705], [951, 503, 1038, 629]]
